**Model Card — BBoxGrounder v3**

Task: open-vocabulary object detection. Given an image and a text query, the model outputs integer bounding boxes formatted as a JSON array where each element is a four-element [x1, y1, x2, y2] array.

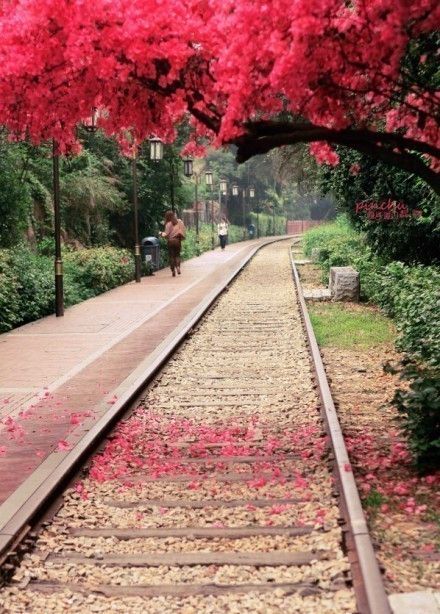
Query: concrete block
[[329, 266, 360, 302], [303, 289, 331, 301], [310, 247, 321, 262], [389, 591, 440, 614]]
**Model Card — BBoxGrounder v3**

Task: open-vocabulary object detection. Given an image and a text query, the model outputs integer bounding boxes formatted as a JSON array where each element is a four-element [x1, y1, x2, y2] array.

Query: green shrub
[[304, 220, 440, 363], [387, 360, 440, 473], [0, 245, 135, 331], [0, 251, 21, 332], [10, 250, 54, 322], [64, 247, 133, 299], [302, 216, 356, 257], [304, 218, 440, 471], [377, 265, 440, 364]]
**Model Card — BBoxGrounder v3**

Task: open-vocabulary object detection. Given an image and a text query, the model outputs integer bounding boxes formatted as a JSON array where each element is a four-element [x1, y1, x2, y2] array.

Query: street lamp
[[149, 137, 163, 162], [149, 138, 178, 212], [83, 108, 99, 133], [232, 184, 239, 197], [82, 109, 100, 249], [183, 158, 193, 178], [205, 170, 213, 186]]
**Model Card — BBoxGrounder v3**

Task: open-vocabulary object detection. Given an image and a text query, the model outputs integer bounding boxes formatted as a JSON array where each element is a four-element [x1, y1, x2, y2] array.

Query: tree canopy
[[0, 0, 438, 191]]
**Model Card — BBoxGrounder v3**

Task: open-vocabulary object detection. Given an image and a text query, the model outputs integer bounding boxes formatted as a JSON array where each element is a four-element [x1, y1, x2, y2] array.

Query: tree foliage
[[0, 137, 31, 247], [319, 149, 440, 263], [0, 0, 438, 190]]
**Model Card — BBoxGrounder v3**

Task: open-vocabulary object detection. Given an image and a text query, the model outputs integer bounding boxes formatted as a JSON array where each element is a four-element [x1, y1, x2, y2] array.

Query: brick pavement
[[0, 240, 275, 504]]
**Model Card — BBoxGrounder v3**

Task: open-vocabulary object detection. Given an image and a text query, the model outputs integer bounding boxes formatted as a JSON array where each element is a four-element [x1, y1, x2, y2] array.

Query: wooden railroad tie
[[153, 454, 304, 463], [67, 525, 316, 539], [102, 497, 307, 509], [25, 580, 326, 598], [43, 550, 329, 567], [116, 471, 313, 483]]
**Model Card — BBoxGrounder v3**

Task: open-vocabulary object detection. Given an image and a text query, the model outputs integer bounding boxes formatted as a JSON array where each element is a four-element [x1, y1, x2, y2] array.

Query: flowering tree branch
[[232, 122, 440, 195]]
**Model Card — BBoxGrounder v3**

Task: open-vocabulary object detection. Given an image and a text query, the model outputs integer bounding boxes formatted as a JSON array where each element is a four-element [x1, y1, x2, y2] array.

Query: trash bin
[[141, 237, 160, 270], [248, 224, 256, 239]]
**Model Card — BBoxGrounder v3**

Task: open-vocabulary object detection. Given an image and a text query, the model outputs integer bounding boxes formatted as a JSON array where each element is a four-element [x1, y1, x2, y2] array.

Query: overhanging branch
[[242, 121, 440, 159], [231, 122, 440, 195]]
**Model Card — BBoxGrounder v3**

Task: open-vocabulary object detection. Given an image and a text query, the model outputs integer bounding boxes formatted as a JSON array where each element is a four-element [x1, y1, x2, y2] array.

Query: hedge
[[0, 219, 281, 333], [0, 246, 134, 332], [303, 218, 440, 471]]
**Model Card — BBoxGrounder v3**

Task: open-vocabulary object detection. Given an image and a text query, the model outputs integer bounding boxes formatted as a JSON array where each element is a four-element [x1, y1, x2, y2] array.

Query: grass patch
[[309, 303, 395, 349], [363, 489, 386, 509]]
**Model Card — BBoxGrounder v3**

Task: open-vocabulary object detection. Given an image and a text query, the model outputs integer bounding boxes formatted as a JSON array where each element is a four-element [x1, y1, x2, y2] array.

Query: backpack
[[176, 219, 186, 240]]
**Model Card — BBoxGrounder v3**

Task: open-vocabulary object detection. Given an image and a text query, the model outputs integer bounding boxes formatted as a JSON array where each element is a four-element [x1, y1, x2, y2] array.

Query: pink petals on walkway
[[56, 439, 72, 452]]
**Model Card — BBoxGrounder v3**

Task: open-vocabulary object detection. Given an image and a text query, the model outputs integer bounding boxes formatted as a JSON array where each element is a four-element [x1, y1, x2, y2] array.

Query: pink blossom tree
[[0, 0, 438, 191]]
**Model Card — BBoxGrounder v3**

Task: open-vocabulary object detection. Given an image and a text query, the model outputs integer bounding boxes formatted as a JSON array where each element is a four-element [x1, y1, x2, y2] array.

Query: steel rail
[[0, 236, 297, 565], [289, 248, 391, 614]]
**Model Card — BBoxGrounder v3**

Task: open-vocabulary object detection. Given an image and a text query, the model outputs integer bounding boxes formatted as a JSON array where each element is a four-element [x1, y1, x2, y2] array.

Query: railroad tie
[[42, 550, 330, 567]]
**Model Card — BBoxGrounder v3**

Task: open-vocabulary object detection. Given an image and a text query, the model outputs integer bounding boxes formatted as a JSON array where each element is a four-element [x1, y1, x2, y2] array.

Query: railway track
[[0, 240, 390, 613]]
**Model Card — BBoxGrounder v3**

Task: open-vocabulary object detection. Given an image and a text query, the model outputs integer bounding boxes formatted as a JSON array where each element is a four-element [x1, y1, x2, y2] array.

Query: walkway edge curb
[[289, 248, 391, 614], [0, 236, 295, 563]]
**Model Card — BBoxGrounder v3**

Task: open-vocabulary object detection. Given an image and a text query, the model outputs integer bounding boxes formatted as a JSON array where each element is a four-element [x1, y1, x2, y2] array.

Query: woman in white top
[[217, 215, 229, 250]]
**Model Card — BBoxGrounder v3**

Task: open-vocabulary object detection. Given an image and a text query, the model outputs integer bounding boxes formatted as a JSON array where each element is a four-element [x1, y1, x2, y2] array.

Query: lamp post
[[219, 179, 227, 218], [242, 188, 247, 240], [132, 150, 141, 283], [82, 108, 99, 246], [150, 137, 178, 213], [183, 158, 200, 239], [83, 108, 98, 133], [149, 137, 163, 163], [205, 170, 214, 249], [249, 186, 257, 237], [52, 139, 64, 317], [232, 183, 239, 230], [272, 204, 276, 236]]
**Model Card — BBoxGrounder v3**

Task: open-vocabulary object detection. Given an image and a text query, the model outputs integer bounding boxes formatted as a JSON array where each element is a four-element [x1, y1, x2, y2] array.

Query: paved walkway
[[0, 239, 279, 504]]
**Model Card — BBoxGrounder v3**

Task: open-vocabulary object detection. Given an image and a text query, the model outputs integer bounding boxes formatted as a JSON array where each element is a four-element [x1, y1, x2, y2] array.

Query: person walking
[[161, 210, 186, 276], [217, 215, 229, 250]]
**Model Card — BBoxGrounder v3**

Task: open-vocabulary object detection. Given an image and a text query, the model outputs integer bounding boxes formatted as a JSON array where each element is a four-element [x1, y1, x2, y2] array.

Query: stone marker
[[310, 247, 321, 262], [389, 591, 440, 614], [329, 266, 360, 302]]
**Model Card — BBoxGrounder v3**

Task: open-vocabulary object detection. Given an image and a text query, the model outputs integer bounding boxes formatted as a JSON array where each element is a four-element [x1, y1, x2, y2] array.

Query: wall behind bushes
[[249, 213, 286, 237]]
